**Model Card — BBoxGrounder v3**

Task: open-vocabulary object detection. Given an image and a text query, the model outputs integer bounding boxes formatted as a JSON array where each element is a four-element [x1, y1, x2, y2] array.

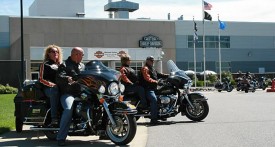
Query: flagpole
[[193, 17, 197, 88], [202, 0, 206, 87], [218, 14, 222, 81]]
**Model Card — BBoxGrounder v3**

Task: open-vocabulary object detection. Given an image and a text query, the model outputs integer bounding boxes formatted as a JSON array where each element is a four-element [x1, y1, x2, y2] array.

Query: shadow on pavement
[[0, 129, 130, 147]]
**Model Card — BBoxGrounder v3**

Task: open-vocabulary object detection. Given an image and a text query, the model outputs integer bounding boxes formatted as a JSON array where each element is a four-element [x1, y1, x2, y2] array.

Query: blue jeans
[[145, 90, 158, 120], [57, 94, 74, 141], [44, 86, 59, 119]]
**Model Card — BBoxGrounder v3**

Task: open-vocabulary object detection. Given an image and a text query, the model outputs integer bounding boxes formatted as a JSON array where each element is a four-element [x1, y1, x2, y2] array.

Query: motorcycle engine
[[159, 95, 177, 104], [160, 95, 171, 104], [159, 94, 177, 114]]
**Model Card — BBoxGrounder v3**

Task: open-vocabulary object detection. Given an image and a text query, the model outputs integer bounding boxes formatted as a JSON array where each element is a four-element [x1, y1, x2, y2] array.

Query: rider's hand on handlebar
[[68, 77, 76, 85], [157, 79, 164, 86]]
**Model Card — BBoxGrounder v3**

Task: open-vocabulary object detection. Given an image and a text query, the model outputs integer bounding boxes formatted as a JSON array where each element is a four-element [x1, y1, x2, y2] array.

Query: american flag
[[204, 1, 212, 10]]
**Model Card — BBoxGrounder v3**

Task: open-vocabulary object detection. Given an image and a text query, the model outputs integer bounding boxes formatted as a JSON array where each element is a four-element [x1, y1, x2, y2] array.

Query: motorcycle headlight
[[108, 82, 119, 96], [120, 84, 125, 93], [98, 85, 105, 94]]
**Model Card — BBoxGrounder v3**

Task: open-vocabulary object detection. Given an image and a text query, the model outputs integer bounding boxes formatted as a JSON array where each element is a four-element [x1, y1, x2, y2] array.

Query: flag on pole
[[194, 21, 198, 32], [204, 11, 212, 21], [204, 1, 213, 10], [194, 32, 199, 43], [193, 21, 198, 42], [219, 20, 226, 30]]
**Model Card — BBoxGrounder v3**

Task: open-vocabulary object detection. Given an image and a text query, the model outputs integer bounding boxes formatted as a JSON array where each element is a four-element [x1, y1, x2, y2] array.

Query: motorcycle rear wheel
[[185, 101, 209, 121], [106, 114, 137, 145], [44, 130, 58, 140]]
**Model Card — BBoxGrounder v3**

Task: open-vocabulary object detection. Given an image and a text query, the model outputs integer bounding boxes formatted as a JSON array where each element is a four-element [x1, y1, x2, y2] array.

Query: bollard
[[266, 79, 275, 92]]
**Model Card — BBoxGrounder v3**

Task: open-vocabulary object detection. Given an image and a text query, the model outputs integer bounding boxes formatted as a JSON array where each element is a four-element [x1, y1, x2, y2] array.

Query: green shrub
[[0, 94, 16, 135], [0, 84, 18, 94]]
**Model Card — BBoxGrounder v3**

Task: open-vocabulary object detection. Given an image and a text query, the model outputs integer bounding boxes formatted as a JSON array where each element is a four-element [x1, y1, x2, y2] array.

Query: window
[[188, 35, 230, 49], [188, 62, 202, 72], [215, 62, 231, 72], [31, 72, 39, 80]]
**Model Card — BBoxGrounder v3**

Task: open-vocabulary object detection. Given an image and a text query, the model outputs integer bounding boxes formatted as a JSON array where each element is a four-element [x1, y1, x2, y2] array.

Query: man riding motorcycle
[[139, 56, 168, 125]]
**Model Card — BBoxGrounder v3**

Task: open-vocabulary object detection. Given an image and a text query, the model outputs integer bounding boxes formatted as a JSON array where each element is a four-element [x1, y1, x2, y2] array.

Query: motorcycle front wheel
[[227, 85, 234, 92], [185, 101, 209, 121], [106, 114, 137, 145]]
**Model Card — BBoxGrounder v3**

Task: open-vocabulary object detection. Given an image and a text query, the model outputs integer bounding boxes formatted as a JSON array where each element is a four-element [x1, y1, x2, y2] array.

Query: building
[[1, 0, 275, 87]]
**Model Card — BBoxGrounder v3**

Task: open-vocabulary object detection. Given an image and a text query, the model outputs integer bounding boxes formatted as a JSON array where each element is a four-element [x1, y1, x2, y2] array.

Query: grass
[[0, 94, 16, 135]]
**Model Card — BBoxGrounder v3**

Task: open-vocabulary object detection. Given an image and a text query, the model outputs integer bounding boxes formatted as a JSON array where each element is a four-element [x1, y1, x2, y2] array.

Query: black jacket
[[119, 64, 139, 86], [39, 59, 59, 87], [140, 63, 168, 90], [56, 57, 85, 96]]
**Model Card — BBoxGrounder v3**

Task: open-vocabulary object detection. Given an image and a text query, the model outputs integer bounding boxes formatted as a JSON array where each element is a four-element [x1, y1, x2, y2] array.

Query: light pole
[[20, 0, 25, 83]]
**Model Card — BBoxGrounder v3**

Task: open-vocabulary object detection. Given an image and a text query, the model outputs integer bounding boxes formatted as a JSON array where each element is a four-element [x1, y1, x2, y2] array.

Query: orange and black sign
[[94, 51, 104, 58]]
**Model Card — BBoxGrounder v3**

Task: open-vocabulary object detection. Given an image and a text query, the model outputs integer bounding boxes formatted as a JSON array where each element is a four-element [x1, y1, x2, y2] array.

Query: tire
[[185, 101, 209, 121], [44, 130, 58, 140], [227, 86, 234, 92], [135, 116, 140, 121], [44, 112, 58, 140], [218, 90, 222, 92], [15, 117, 23, 133], [106, 114, 137, 145]]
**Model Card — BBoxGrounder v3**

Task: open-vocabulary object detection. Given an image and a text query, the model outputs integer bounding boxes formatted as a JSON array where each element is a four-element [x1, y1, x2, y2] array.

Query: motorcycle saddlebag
[[22, 81, 46, 101]]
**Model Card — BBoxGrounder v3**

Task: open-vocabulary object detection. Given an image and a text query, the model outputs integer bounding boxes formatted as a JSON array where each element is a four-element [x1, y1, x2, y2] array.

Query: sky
[[0, 0, 275, 22]]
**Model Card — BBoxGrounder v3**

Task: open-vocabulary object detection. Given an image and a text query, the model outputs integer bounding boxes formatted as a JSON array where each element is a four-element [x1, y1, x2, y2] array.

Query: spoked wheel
[[185, 101, 209, 121], [106, 114, 137, 145]]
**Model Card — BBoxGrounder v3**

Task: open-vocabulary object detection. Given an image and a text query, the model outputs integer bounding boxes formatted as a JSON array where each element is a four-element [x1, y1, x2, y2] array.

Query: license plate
[[32, 109, 41, 114]]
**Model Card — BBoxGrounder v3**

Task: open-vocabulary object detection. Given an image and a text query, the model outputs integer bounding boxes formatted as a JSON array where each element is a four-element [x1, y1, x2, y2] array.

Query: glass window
[[188, 35, 230, 49], [215, 61, 231, 72], [188, 62, 202, 71]]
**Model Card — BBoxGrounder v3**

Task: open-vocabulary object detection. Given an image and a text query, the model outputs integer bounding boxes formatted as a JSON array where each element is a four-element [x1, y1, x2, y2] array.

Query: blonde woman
[[39, 44, 63, 126]]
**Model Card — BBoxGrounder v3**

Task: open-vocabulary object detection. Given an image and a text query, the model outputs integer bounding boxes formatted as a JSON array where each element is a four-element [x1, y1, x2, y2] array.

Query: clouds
[[0, 0, 274, 22]]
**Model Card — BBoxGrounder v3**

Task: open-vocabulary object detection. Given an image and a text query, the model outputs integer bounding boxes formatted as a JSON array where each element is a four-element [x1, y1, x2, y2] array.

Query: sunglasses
[[50, 50, 59, 54]]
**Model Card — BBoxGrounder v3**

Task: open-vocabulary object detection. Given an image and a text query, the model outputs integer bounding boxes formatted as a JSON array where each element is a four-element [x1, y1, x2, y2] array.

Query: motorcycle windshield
[[81, 60, 120, 81], [167, 60, 191, 81]]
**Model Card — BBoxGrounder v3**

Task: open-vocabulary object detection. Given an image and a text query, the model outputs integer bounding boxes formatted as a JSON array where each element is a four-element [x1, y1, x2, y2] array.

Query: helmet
[[120, 54, 130, 65]]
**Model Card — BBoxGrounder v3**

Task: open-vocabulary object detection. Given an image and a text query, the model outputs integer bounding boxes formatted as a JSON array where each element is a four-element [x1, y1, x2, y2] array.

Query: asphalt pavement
[[0, 118, 149, 147]]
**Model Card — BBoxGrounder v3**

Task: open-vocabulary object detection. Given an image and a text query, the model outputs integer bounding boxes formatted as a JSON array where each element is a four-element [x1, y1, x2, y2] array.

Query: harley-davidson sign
[[139, 34, 162, 48], [90, 48, 128, 60]]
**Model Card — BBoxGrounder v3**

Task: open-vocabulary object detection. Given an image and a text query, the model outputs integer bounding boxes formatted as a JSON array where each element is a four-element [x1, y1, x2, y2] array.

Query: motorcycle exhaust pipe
[[30, 127, 59, 131]]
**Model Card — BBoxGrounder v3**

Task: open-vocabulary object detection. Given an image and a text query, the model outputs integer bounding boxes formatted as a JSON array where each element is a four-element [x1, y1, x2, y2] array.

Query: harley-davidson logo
[[94, 51, 104, 58]]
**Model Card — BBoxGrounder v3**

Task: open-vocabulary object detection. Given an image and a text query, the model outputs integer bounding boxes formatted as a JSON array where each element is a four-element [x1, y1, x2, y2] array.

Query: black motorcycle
[[14, 60, 137, 145], [257, 76, 267, 90], [236, 76, 256, 93], [124, 60, 209, 122], [214, 77, 234, 92]]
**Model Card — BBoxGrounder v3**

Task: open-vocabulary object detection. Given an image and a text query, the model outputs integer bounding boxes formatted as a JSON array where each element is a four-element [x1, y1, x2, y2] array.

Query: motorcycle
[[14, 60, 137, 145], [214, 77, 234, 92], [236, 76, 256, 93], [257, 76, 267, 90], [124, 60, 209, 122]]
